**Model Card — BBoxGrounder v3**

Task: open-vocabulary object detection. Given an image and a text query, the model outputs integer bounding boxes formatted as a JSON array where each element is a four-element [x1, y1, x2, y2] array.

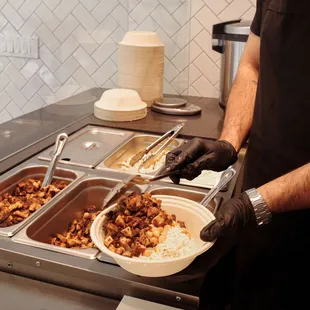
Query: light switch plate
[[0, 35, 39, 59]]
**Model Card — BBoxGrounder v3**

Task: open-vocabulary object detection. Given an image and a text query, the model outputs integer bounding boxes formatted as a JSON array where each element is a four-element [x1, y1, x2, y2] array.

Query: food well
[[96, 134, 183, 175], [0, 165, 83, 237], [38, 126, 134, 168], [13, 177, 142, 259]]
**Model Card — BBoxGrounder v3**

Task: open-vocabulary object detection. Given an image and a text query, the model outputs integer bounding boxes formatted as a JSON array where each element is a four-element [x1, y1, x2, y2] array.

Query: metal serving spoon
[[42, 133, 68, 187]]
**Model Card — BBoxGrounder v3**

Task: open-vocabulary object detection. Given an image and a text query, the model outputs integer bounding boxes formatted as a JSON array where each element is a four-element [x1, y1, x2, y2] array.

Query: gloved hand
[[165, 138, 238, 184], [200, 192, 257, 242]]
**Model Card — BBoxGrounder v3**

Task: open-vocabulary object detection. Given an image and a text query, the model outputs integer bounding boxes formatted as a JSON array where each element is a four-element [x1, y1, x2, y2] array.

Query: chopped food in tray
[[103, 193, 198, 260], [120, 150, 168, 174], [50, 205, 100, 249], [0, 178, 67, 228]]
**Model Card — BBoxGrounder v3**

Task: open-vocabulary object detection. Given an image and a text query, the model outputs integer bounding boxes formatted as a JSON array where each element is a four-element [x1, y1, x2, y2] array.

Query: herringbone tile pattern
[[0, 0, 255, 123]]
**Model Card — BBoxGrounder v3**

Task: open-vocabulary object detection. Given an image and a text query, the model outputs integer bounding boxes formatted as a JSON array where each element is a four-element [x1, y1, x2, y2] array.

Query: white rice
[[140, 226, 198, 261]]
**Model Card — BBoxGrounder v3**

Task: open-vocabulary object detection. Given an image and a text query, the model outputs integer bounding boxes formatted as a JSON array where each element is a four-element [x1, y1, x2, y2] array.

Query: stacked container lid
[[118, 32, 165, 107]]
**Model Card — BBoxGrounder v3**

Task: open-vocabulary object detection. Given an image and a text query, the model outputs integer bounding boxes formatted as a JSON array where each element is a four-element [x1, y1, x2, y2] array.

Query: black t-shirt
[[250, 0, 271, 37], [245, 0, 310, 189]]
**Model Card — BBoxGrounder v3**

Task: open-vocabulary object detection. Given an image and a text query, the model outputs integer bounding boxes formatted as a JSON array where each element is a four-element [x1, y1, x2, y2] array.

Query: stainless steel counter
[[0, 271, 118, 310], [0, 88, 246, 310]]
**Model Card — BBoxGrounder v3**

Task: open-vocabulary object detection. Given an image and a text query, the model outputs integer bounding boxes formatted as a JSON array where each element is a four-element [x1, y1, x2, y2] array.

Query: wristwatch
[[245, 188, 272, 226]]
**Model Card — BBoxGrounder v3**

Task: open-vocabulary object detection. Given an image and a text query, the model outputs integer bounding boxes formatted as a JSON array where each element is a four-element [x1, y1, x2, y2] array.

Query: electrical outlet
[[0, 35, 39, 59]]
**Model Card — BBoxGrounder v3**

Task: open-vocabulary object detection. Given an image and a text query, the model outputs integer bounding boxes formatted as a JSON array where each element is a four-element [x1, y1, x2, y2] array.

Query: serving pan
[[12, 176, 143, 259], [96, 134, 183, 176], [38, 125, 134, 168], [0, 164, 83, 237]]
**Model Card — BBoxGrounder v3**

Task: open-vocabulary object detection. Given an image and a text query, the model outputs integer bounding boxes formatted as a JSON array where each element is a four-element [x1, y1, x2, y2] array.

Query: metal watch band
[[245, 188, 272, 226]]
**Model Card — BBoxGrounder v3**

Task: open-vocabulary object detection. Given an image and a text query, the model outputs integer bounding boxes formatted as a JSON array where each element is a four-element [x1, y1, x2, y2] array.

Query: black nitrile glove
[[200, 192, 257, 242], [165, 138, 237, 184]]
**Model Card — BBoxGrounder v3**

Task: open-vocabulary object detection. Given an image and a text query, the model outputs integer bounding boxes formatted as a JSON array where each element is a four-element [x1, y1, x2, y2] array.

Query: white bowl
[[94, 89, 146, 112], [91, 195, 215, 277], [120, 31, 164, 47]]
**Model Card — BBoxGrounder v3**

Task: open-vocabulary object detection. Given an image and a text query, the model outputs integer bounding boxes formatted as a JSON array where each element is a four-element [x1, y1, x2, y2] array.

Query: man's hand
[[165, 138, 237, 184], [200, 193, 257, 242]]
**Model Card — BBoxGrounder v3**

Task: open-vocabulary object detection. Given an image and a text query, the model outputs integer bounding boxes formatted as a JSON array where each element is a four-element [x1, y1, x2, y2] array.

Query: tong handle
[[200, 167, 236, 213], [151, 169, 180, 182], [42, 133, 68, 188], [145, 124, 184, 154], [152, 124, 184, 157]]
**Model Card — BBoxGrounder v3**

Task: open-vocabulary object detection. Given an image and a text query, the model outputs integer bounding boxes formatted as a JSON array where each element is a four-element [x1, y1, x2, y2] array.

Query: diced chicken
[[104, 236, 114, 247], [129, 217, 142, 228], [177, 220, 186, 228], [29, 202, 41, 212], [121, 226, 133, 237], [13, 210, 29, 218], [115, 215, 126, 228], [0, 178, 66, 228], [115, 247, 125, 255], [56, 234, 67, 243], [103, 193, 188, 259], [67, 239, 81, 247], [132, 243, 146, 257], [123, 251, 133, 258], [106, 222, 119, 236], [81, 238, 89, 245], [152, 214, 165, 227], [124, 209, 131, 216], [119, 237, 131, 250], [126, 195, 140, 212], [108, 244, 116, 252], [147, 206, 160, 218]]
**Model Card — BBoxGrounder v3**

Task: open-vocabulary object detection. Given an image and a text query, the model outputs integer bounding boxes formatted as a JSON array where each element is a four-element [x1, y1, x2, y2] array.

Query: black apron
[[235, 0, 310, 309]]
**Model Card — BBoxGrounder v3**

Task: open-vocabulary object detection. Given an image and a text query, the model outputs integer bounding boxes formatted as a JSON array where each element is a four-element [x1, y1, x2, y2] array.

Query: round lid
[[151, 103, 202, 116], [154, 97, 187, 108], [224, 20, 251, 36]]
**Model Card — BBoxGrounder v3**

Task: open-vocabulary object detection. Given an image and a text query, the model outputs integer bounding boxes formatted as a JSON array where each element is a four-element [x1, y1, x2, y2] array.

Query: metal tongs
[[102, 168, 181, 209], [129, 123, 184, 169], [42, 133, 68, 187], [102, 166, 236, 210], [0, 133, 68, 225]]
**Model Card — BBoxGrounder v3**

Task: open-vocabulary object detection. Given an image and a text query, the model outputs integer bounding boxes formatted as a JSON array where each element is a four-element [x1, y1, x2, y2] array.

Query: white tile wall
[[0, 0, 256, 124]]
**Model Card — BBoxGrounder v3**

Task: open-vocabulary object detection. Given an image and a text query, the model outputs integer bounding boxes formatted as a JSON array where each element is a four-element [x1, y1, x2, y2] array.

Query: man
[[164, 1, 310, 309]]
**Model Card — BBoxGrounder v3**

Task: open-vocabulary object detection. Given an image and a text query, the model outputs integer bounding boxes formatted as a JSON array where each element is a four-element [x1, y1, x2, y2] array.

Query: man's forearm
[[220, 63, 258, 151], [258, 163, 310, 213], [219, 33, 260, 152]]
